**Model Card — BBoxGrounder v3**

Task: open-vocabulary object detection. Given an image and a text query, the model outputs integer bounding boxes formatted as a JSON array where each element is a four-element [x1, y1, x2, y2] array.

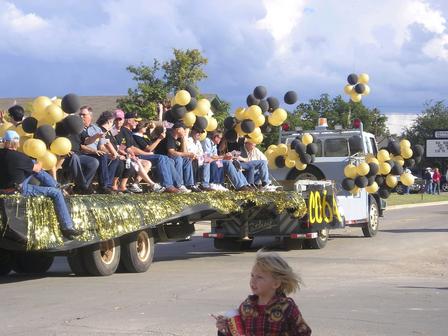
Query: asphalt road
[[0, 204, 447, 336]]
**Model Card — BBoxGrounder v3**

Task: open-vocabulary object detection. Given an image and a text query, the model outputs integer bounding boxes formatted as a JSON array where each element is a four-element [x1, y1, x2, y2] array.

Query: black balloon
[[194, 116, 208, 130], [354, 83, 366, 94], [310, 154, 316, 163], [347, 73, 358, 85], [253, 86, 267, 100], [355, 176, 368, 188], [414, 155, 422, 164], [61, 93, 81, 114], [64, 115, 84, 135], [306, 143, 318, 155], [185, 84, 198, 98], [241, 119, 255, 134], [342, 178, 355, 191], [55, 121, 69, 137], [301, 153, 312, 164], [294, 142, 306, 157], [185, 97, 197, 111], [349, 135, 363, 153], [387, 140, 401, 155], [367, 175, 376, 186], [413, 144, 424, 156], [367, 162, 379, 176], [391, 164, 403, 175], [34, 125, 56, 146], [404, 158, 415, 168], [275, 156, 285, 168], [224, 117, 237, 130], [284, 91, 298, 105], [375, 175, 385, 186], [290, 139, 300, 150], [225, 129, 238, 143], [267, 97, 280, 111], [170, 104, 187, 120], [247, 94, 260, 107], [22, 117, 38, 134], [164, 109, 176, 123], [258, 99, 269, 113], [386, 160, 395, 169], [378, 187, 391, 199]]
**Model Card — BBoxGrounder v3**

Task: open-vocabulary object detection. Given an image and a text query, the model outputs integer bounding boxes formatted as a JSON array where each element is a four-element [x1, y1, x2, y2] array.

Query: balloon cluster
[[0, 94, 83, 170], [265, 133, 317, 170], [222, 85, 298, 144], [343, 73, 371, 103], [165, 85, 217, 140], [342, 139, 424, 199]]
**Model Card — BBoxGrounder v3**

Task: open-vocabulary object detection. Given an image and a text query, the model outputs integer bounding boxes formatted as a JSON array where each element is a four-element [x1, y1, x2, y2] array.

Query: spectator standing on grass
[[432, 167, 441, 195], [423, 167, 433, 194]]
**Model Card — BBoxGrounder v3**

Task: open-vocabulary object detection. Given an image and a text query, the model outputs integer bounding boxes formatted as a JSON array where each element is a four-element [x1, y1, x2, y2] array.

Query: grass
[[387, 193, 448, 206]]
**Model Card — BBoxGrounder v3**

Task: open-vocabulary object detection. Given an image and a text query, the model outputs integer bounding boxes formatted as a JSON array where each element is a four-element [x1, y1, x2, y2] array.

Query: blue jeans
[[169, 156, 194, 187], [139, 154, 178, 188], [21, 171, 74, 230], [63, 153, 99, 189], [210, 160, 248, 189], [89, 155, 119, 188], [240, 160, 270, 185], [425, 181, 433, 194]]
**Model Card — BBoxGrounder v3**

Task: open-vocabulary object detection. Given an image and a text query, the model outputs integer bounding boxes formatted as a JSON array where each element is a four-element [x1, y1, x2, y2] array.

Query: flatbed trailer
[[0, 191, 306, 276]]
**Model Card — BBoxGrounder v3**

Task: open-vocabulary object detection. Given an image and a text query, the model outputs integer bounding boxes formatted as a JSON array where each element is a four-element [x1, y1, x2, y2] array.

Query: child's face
[[250, 265, 280, 300]]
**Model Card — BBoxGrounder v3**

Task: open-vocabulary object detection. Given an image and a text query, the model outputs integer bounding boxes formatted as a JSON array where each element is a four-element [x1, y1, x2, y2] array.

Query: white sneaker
[[261, 184, 280, 192], [151, 183, 165, 193], [129, 183, 143, 193], [178, 185, 192, 193], [209, 183, 220, 191], [213, 183, 228, 191]]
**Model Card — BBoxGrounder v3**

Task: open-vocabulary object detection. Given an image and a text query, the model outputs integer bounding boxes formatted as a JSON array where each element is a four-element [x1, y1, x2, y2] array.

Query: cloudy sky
[[0, 0, 447, 122]]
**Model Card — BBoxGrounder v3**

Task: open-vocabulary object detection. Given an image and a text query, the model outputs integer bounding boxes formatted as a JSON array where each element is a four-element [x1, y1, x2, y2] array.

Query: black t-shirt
[[118, 127, 137, 149], [133, 134, 152, 151], [67, 129, 88, 153], [0, 149, 34, 188], [155, 131, 181, 156]]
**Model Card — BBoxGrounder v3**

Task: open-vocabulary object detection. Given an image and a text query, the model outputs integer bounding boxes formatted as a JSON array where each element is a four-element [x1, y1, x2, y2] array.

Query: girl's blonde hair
[[255, 249, 302, 295]]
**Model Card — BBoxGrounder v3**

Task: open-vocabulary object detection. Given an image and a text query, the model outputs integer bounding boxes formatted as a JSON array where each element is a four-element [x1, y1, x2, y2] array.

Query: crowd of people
[[423, 167, 442, 195]]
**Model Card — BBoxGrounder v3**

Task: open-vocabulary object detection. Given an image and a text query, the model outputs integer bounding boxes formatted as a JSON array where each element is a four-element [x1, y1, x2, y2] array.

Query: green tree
[[211, 98, 231, 129], [162, 48, 208, 93], [117, 60, 169, 120]]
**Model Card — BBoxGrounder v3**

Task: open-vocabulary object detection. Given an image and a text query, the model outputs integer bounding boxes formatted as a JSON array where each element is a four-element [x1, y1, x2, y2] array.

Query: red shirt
[[228, 294, 312, 336], [433, 171, 441, 182]]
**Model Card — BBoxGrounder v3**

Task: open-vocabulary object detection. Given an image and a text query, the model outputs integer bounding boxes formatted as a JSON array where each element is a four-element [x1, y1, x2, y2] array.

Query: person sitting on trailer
[[0, 130, 83, 240]]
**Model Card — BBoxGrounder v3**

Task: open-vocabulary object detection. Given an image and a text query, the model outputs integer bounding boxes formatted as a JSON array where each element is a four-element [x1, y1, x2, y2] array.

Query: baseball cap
[[124, 112, 142, 121], [3, 130, 20, 142], [114, 109, 125, 120]]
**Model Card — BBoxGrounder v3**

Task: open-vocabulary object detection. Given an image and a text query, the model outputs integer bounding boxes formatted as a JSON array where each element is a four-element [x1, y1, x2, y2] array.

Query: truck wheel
[[283, 238, 303, 250], [362, 196, 379, 237], [120, 230, 154, 273], [304, 228, 329, 249], [214, 238, 252, 251], [441, 182, 448, 192], [12, 252, 54, 274], [0, 249, 14, 276], [82, 239, 121, 276], [67, 250, 88, 276], [395, 184, 404, 194]]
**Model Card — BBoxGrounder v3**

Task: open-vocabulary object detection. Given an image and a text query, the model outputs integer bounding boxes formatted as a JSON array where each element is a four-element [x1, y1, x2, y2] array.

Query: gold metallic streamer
[[0, 191, 306, 251]]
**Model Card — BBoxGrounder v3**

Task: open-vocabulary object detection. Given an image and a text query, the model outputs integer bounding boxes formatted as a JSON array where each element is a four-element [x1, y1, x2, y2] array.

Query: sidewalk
[[387, 200, 448, 210]]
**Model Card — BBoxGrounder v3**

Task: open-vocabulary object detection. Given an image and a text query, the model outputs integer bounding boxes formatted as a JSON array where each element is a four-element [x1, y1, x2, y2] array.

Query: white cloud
[[0, 2, 48, 33]]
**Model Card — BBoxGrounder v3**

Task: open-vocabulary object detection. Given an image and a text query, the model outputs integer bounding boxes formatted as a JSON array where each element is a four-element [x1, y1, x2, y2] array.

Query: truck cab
[[271, 118, 385, 237]]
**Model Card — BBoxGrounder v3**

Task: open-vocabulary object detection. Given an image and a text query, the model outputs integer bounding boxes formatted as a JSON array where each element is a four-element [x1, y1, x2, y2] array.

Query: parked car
[[395, 169, 425, 194]]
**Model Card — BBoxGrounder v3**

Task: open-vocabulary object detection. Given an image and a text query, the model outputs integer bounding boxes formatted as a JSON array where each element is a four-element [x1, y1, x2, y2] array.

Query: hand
[[213, 315, 228, 333], [223, 153, 232, 160], [159, 131, 166, 140], [0, 110, 5, 122], [95, 150, 106, 156], [96, 132, 105, 139]]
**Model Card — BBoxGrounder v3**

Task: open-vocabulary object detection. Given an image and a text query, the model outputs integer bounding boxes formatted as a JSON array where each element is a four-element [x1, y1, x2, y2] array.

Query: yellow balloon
[[0, 121, 14, 137], [386, 174, 398, 188], [183, 111, 196, 127], [362, 84, 370, 96], [366, 156, 379, 165], [32, 96, 52, 120], [285, 159, 295, 168], [267, 144, 278, 151], [276, 144, 288, 156], [392, 155, 404, 167], [38, 151, 57, 170], [46, 104, 65, 124], [295, 161, 307, 171], [249, 127, 262, 138], [302, 133, 313, 145], [195, 99, 210, 116], [344, 84, 354, 95], [350, 93, 362, 103], [379, 162, 391, 175], [268, 158, 277, 170], [356, 162, 370, 176], [174, 90, 191, 106], [199, 131, 207, 141], [358, 73, 370, 84], [265, 149, 274, 158], [234, 107, 246, 121], [366, 182, 379, 194], [235, 123, 246, 136], [18, 135, 32, 152], [253, 113, 266, 127], [400, 172, 415, 187], [268, 114, 280, 127], [399, 139, 411, 149], [53, 98, 62, 107], [24, 138, 47, 158], [350, 186, 360, 195], [50, 137, 72, 156], [245, 105, 262, 120], [249, 134, 263, 144], [344, 164, 358, 179], [270, 108, 287, 126], [401, 147, 413, 159], [286, 148, 299, 161], [206, 117, 218, 132], [377, 149, 390, 162]]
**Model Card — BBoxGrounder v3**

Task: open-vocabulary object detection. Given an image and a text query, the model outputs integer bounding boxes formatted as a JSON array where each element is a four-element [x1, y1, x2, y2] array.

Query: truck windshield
[[324, 138, 349, 157]]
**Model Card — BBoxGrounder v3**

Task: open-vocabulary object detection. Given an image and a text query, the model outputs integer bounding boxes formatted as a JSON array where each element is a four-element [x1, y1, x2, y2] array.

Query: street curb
[[387, 200, 448, 210]]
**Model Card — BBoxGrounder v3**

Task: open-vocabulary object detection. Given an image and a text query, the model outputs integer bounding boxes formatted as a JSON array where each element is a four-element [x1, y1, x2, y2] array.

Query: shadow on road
[[398, 285, 448, 290], [380, 228, 448, 233]]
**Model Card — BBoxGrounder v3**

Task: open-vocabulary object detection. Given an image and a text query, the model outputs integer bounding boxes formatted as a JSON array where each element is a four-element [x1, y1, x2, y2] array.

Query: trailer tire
[[120, 230, 154, 273], [82, 239, 121, 276], [304, 228, 329, 249], [12, 252, 54, 274], [214, 238, 252, 251], [362, 196, 379, 237], [67, 251, 88, 276], [0, 249, 14, 276]]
